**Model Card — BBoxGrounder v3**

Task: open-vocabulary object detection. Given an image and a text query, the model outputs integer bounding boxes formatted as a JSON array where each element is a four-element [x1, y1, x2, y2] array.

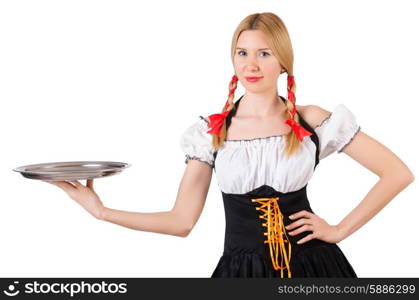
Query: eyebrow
[[236, 47, 271, 51]]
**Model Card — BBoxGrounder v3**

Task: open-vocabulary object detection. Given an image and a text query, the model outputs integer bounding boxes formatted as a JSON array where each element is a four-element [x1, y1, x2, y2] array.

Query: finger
[[288, 224, 314, 236], [43, 180, 77, 191], [86, 179, 94, 189], [289, 210, 311, 220], [285, 218, 312, 230], [69, 180, 83, 188], [296, 233, 316, 245]]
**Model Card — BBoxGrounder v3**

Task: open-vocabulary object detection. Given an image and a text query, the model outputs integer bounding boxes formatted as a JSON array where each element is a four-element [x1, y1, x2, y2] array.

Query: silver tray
[[13, 161, 131, 181]]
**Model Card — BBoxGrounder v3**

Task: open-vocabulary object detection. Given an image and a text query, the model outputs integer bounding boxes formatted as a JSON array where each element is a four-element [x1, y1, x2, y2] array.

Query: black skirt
[[211, 184, 357, 278]]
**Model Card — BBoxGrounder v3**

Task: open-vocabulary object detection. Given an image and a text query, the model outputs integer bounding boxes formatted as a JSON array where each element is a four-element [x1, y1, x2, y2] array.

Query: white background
[[1, 0, 418, 277]]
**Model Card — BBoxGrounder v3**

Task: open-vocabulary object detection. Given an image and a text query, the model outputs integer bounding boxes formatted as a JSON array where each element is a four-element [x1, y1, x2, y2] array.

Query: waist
[[221, 184, 311, 214], [221, 184, 318, 254]]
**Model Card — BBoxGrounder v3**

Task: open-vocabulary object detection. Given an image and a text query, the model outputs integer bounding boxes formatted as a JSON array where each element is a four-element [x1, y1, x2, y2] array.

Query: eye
[[237, 50, 270, 57]]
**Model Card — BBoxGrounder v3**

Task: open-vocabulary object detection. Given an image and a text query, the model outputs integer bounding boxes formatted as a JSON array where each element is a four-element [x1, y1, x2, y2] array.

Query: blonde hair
[[210, 12, 304, 158]]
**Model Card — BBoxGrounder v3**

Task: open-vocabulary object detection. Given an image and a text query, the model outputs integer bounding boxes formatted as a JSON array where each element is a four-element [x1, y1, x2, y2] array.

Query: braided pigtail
[[283, 75, 312, 157], [207, 75, 239, 150]]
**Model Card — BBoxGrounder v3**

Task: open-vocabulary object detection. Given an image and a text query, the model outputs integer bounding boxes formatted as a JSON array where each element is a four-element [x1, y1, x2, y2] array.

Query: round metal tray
[[13, 161, 131, 181]]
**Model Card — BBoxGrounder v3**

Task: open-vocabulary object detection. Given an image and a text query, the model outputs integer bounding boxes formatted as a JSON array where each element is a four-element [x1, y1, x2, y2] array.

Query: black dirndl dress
[[180, 94, 360, 278]]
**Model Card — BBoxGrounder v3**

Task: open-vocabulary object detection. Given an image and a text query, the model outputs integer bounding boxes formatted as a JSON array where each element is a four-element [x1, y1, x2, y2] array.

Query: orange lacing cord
[[251, 197, 292, 278]]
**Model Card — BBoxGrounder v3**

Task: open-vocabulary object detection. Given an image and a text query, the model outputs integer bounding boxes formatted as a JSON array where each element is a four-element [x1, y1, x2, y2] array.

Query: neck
[[238, 90, 287, 118]]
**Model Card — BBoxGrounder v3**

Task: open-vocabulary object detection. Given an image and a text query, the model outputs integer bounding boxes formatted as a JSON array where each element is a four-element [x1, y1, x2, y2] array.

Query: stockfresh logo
[[3, 281, 20, 297], [2, 280, 128, 297]]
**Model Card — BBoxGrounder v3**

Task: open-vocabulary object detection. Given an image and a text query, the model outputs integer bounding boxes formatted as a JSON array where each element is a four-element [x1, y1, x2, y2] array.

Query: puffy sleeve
[[314, 104, 361, 160], [179, 115, 215, 168]]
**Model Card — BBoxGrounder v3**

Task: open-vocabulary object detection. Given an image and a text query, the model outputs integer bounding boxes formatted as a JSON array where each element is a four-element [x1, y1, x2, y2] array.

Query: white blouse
[[180, 104, 361, 194]]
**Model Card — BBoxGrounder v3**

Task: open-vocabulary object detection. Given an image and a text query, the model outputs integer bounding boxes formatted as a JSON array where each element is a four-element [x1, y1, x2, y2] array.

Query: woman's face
[[233, 30, 283, 93]]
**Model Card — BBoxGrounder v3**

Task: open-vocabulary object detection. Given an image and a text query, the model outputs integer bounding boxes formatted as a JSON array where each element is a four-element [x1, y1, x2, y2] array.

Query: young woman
[[44, 12, 414, 278]]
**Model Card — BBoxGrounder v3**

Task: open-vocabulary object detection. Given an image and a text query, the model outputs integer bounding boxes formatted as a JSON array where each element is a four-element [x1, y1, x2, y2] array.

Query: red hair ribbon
[[285, 118, 312, 142], [285, 75, 312, 142], [207, 75, 238, 137], [287, 75, 296, 103]]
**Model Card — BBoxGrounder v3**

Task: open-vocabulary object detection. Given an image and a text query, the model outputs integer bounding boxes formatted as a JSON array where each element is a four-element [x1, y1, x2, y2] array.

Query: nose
[[247, 66, 259, 72], [246, 63, 260, 73], [244, 54, 260, 71]]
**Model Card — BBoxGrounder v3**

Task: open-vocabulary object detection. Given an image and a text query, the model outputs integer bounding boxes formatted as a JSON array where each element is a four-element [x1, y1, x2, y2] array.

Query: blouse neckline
[[225, 134, 288, 142], [223, 114, 332, 143]]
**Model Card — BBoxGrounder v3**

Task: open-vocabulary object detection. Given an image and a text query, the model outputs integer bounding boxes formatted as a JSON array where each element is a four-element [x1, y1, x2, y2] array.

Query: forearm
[[101, 208, 190, 237], [336, 173, 414, 241]]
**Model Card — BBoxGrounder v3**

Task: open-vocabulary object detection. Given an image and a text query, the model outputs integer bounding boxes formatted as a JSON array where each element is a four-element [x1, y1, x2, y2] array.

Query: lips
[[245, 76, 263, 80], [245, 76, 263, 82]]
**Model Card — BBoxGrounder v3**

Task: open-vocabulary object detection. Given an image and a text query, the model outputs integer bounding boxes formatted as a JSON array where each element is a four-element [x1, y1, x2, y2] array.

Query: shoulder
[[296, 104, 332, 129], [182, 116, 210, 135], [201, 115, 210, 124], [180, 116, 212, 144], [180, 116, 215, 167]]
